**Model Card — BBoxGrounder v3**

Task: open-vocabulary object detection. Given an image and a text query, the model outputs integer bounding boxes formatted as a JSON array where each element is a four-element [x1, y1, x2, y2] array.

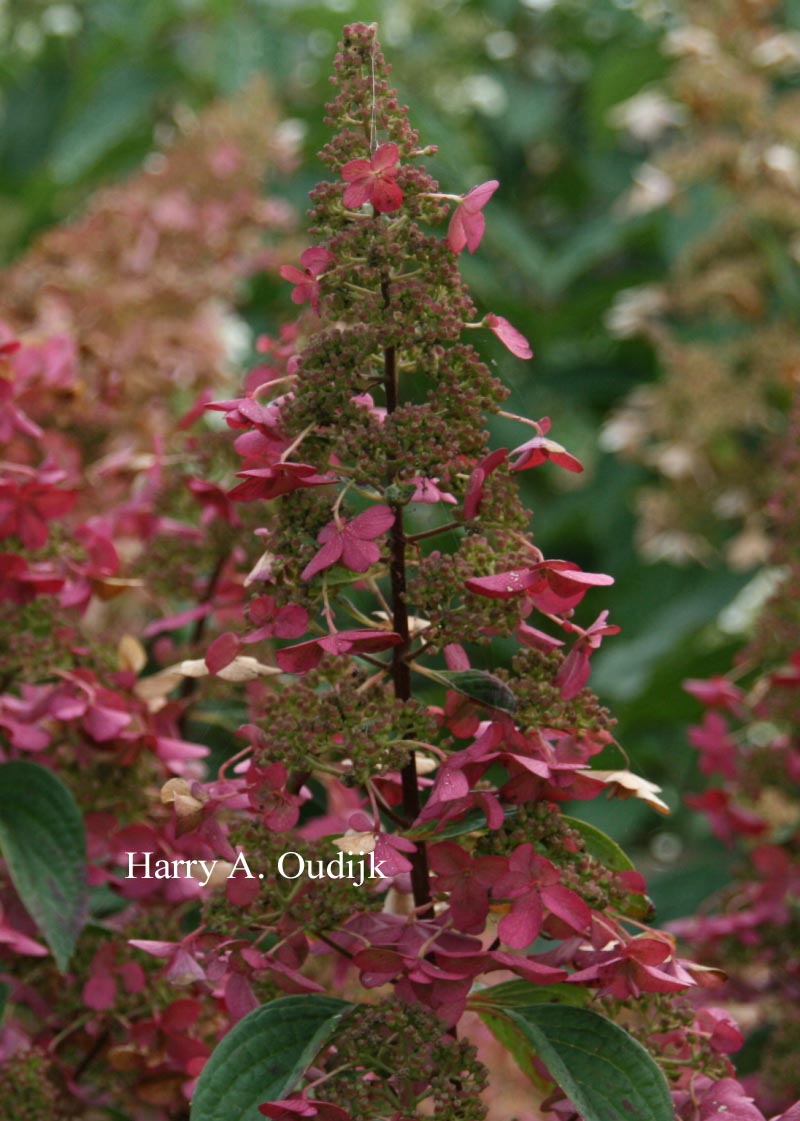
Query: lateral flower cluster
[[604, 0, 800, 567], [0, 321, 256, 1116], [675, 394, 800, 1113], [0, 91, 305, 1117], [0, 82, 299, 439]]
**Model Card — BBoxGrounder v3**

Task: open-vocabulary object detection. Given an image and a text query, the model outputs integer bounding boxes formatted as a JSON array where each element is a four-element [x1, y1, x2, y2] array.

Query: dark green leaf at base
[[190, 995, 354, 1121], [0, 760, 87, 971]]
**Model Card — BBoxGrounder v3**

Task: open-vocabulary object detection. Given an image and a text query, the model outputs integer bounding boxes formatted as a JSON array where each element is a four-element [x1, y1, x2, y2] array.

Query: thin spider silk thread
[[369, 26, 377, 153]]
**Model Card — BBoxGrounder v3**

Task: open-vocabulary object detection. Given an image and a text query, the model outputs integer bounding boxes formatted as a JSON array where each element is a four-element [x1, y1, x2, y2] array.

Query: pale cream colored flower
[[196, 861, 235, 887], [753, 32, 800, 70], [117, 634, 147, 674], [333, 830, 377, 856], [763, 144, 800, 190], [414, 753, 438, 776], [651, 444, 699, 481], [640, 529, 712, 565], [177, 656, 282, 682], [584, 769, 670, 815], [134, 654, 281, 712], [160, 778, 207, 833], [663, 25, 719, 60], [372, 610, 431, 637], [604, 286, 667, 339], [608, 90, 685, 143], [620, 164, 675, 216]]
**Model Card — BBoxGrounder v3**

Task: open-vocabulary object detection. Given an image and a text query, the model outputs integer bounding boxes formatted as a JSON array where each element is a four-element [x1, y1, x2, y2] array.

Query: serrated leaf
[[501, 1005, 674, 1121], [418, 667, 517, 714], [190, 995, 353, 1121], [0, 761, 87, 972], [470, 980, 590, 1011]]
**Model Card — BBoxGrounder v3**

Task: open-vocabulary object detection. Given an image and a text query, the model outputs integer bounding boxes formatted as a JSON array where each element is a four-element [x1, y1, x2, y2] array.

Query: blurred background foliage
[[3, 0, 798, 922]]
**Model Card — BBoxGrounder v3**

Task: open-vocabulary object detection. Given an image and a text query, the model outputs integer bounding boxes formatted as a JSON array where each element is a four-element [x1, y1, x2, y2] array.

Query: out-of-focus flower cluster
[[675, 392, 800, 1113], [0, 79, 299, 442], [0, 85, 303, 1119], [605, 0, 800, 566]]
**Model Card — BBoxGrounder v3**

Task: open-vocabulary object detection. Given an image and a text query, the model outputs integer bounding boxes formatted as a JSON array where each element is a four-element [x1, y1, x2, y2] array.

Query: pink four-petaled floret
[[341, 142, 404, 213]]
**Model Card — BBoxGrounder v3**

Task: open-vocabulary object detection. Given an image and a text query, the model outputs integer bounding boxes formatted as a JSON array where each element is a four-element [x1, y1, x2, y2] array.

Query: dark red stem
[[383, 319, 433, 915]]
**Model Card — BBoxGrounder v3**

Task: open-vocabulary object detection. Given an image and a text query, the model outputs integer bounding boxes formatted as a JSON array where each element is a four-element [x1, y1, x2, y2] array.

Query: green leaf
[[480, 1011, 547, 1089], [591, 568, 749, 705], [662, 183, 727, 267], [384, 481, 418, 503], [586, 44, 667, 145], [562, 816, 652, 921], [482, 208, 550, 294], [0, 981, 9, 1025], [0, 60, 70, 181], [476, 983, 591, 1091], [545, 217, 630, 297], [49, 64, 160, 183], [89, 884, 130, 919], [417, 667, 517, 714], [190, 995, 354, 1121], [504, 83, 561, 146], [470, 980, 589, 1011], [500, 1005, 673, 1121], [0, 761, 87, 971], [317, 567, 369, 588], [408, 803, 519, 841], [561, 816, 635, 871]]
